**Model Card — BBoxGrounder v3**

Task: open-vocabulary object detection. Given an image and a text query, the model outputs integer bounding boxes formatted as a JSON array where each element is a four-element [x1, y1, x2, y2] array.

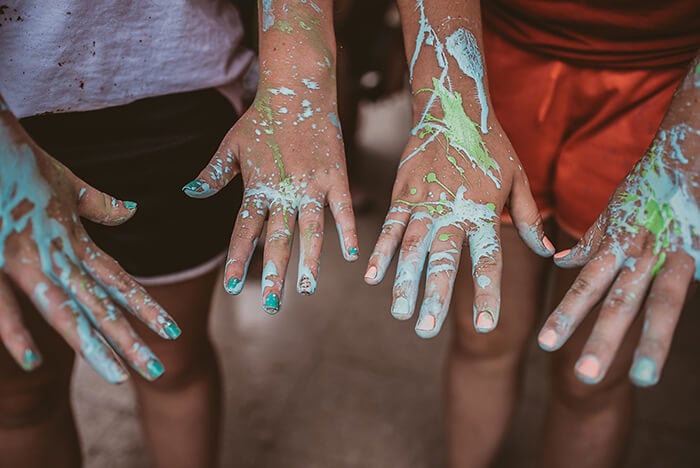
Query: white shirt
[[0, 0, 256, 118]]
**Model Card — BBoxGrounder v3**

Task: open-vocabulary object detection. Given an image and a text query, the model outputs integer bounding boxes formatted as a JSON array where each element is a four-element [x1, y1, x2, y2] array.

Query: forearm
[[653, 53, 699, 172], [396, 0, 488, 129], [257, 0, 336, 86]]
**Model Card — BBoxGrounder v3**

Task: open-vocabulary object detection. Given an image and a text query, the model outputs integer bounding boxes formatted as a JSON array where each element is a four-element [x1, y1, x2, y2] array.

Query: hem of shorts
[[133, 252, 227, 287]]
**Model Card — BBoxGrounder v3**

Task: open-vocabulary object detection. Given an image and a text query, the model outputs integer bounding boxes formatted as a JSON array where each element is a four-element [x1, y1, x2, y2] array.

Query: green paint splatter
[[419, 78, 499, 182]]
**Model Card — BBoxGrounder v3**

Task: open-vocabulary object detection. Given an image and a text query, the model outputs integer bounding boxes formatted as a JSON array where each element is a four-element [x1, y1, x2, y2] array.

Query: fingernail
[[298, 275, 315, 295], [391, 297, 411, 319], [554, 248, 572, 260], [475, 311, 495, 333], [538, 329, 559, 350], [416, 314, 436, 331], [163, 320, 181, 339], [264, 293, 280, 314], [123, 200, 138, 210], [365, 265, 377, 280], [21, 349, 41, 371], [348, 246, 359, 257], [147, 359, 165, 379], [575, 354, 602, 384], [226, 277, 241, 295], [182, 179, 212, 198], [543, 236, 555, 253], [630, 357, 658, 387]]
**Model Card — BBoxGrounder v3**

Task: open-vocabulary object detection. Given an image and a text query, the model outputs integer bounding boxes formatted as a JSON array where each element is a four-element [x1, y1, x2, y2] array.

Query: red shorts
[[484, 29, 688, 237]]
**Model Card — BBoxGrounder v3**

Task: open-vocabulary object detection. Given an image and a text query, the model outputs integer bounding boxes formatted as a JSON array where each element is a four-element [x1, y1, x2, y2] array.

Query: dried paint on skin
[[1, 126, 172, 381], [402, 1, 499, 186], [609, 124, 700, 279], [445, 28, 489, 133], [262, 0, 275, 32], [391, 185, 500, 336]]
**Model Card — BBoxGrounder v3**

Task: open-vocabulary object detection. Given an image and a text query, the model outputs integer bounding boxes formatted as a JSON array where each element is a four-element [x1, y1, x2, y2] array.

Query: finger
[[0, 274, 42, 371], [51, 252, 165, 381], [554, 213, 607, 268], [391, 212, 432, 320], [468, 220, 503, 333], [79, 240, 181, 340], [224, 196, 268, 295], [297, 196, 325, 295], [25, 277, 128, 383], [328, 188, 359, 261], [539, 240, 625, 351], [261, 202, 297, 314], [365, 203, 411, 285], [509, 172, 555, 257], [630, 253, 694, 387], [414, 226, 463, 339], [73, 179, 138, 226], [183, 144, 241, 199], [573, 254, 656, 385]]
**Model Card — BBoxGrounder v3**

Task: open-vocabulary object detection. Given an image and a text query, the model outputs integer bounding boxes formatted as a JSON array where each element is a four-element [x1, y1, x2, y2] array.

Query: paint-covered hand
[[0, 118, 180, 383], [539, 124, 700, 387], [183, 82, 357, 314], [365, 110, 553, 339]]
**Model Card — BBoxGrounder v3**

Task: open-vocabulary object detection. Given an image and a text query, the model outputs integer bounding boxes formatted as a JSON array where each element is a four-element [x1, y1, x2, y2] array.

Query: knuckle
[[568, 276, 595, 298]]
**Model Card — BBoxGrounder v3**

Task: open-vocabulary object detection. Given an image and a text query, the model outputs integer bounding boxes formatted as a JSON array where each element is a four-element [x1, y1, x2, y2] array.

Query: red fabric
[[484, 28, 688, 236], [483, 0, 700, 69]]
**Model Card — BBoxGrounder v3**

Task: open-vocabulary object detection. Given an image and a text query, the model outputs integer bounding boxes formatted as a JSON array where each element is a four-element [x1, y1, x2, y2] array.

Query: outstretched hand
[[539, 124, 699, 387], [184, 81, 357, 313], [0, 115, 180, 383], [365, 14, 553, 338]]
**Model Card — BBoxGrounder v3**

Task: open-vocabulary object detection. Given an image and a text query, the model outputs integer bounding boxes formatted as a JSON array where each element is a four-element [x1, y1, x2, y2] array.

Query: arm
[[538, 53, 700, 386], [0, 93, 180, 382], [364, 0, 553, 337], [184, 0, 358, 312]]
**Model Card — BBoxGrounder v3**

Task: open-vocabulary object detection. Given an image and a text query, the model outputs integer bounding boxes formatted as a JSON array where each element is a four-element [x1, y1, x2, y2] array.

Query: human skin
[[364, 0, 554, 338], [539, 54, 700, 387], [184, 0, 358, 314], [0, 94, 181, 383]]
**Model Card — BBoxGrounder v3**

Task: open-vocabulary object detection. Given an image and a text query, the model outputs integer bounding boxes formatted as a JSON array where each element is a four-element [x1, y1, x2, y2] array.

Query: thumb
[[553, 213, 606, 268], [509, 174, 555, 257], [182, 144, 241, 199], [73, 178, 138, 227]]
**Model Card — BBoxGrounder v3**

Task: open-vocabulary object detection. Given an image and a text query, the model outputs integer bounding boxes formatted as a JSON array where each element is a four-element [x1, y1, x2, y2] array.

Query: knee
[[0, 371, 70, 430], [144, 337, 219, 391], [450, 309, 528, 367]]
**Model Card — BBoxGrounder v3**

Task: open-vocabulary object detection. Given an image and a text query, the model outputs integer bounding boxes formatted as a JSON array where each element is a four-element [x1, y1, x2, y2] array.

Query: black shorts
[[21, 89, 243, 282]]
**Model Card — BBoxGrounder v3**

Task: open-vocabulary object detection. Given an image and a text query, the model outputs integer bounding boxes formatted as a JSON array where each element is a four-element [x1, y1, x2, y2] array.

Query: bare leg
[[0, 293, 81, 468], [446, 225, 550, 468], [128, 270, 222, 468], [541, 231, 637, 468]]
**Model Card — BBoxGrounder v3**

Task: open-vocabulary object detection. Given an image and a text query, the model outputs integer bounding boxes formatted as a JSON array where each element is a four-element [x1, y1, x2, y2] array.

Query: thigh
[[0, 288, 74, 425]]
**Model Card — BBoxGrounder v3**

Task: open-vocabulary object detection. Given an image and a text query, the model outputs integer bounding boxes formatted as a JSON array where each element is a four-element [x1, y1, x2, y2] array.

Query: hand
[[0, 118, 181, 383], [364, 81, 553, 338], [538, 123, 700, 387], [183, 81, 358, 313]]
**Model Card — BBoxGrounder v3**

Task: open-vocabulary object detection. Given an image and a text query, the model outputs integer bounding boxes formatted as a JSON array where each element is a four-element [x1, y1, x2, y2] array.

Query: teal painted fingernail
[[182, 179, 212, 198], [226, 277, 241, 294], [630, 357, 658, 387], [21, 349, 40, 371], [348, 246, 359, 256], [164, 321, 181, 339], [147, 359, 165, 378], [264, 293, 280, 314], [123, 200, 138, 210]]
